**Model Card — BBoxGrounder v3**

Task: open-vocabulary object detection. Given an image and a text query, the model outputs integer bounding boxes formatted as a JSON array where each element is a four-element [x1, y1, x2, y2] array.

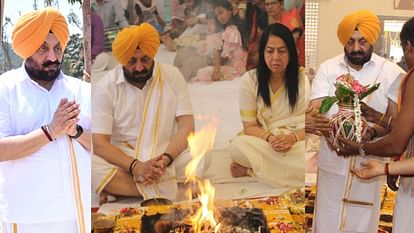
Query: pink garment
[[192, 25, 247, 82]]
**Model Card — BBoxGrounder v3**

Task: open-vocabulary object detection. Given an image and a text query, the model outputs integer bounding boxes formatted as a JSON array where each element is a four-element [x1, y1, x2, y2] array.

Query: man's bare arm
[[93, 133, 135, 172], [76, 130, 91, 151], [0, 129, 52, 161], [365, 75, 414, 156], [163, 115, 195, 158], [0, 98, 79, 161]]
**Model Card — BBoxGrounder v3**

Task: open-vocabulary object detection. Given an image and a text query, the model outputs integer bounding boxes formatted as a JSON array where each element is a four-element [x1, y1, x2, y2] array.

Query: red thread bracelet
[[41, 125, 53, 142]]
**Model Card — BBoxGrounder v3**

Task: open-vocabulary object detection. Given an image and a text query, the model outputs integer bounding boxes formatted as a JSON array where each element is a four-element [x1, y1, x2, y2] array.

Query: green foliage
[[319, 96, 338, 114], [342, 120, 353, 137], [67, 0, 82, 4], [320, 81, 380, 114], [0, 42, 23, 74], [360, 83, 381, 100], [62, 33, 84, 78]]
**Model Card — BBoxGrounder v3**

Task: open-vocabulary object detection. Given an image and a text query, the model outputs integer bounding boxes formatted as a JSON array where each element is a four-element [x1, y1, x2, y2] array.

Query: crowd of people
[[90, 0, 305, 82]]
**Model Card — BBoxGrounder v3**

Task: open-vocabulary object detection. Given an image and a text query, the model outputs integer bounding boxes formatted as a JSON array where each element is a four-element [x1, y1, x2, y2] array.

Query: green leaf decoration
[[359, 83, 381, 100], [320, 96, 338, 113], [343, 120, 353, 137], [336, 84, 355, 99]]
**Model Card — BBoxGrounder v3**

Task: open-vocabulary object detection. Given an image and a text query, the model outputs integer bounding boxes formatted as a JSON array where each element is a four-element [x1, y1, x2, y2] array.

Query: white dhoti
[[312, 168, 383, 233], [1, 220, 78, 233], [92, 146, 206, 198], [229, 135, 305, 189], [392, 177, 414, 233]]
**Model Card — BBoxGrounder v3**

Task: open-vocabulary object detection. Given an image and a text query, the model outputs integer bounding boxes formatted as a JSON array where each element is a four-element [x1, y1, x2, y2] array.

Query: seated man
[[135, 0, 166, 33], [92, 23, 195, 202]]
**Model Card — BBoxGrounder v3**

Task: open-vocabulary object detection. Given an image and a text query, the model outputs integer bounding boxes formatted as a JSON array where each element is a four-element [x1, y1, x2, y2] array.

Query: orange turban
[[337, 10, 380, 46], [11, 8, 69, 59], [112, 23, 160, 65]]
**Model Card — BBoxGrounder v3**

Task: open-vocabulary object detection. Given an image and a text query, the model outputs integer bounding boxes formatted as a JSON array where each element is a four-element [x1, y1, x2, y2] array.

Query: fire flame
[[191, 180, 220, 233], [185, 117, 220, 233]]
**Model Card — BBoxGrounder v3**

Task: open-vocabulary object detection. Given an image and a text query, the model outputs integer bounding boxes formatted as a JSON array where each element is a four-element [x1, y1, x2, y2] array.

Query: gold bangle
[[292, 132, 299, 142], [265, 133, 273, 142]]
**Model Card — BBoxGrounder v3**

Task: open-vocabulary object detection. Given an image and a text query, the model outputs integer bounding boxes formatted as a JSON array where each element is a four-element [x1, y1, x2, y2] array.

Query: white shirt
[[387, 76, 402, 104], [310, 53, 405, 175], [0, 66, 91, 224], [92, 61, 193, 147]]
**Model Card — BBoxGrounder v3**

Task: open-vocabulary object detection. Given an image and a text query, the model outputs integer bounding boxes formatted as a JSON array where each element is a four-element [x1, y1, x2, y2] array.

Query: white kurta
[[230, 69, 309, 189], [0, 66, 91, 231], [392, 120, 414, 233], [92, 61, 193, 200], [310, 53, 405, 233]]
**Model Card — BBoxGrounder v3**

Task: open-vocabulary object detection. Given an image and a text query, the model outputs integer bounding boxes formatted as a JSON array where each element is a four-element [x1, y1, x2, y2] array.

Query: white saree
[[230, 69, 308, 188]]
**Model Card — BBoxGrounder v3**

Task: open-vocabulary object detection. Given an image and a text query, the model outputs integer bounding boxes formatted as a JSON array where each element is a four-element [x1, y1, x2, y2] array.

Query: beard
[[123, 63, 154, 86], [344, 45, 373, 66], [25, 57, 62, 82]]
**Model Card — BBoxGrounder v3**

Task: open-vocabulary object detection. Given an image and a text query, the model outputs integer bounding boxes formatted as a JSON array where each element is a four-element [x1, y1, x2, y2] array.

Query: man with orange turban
[[0, 8, 90, 233], [92, 23, 195, 203], [307, 10, 406, 233]]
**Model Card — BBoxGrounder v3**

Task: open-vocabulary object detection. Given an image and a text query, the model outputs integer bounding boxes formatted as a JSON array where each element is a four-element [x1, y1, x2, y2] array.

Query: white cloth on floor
[[1, 220, 78, 233]]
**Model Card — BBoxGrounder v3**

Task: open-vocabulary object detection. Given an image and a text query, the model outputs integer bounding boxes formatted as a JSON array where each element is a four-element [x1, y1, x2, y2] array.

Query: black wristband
[[41, 125, 53, 141], [129, 159, 139, 175], [69, 124, 84, 139], [162, 153, 174, 167]]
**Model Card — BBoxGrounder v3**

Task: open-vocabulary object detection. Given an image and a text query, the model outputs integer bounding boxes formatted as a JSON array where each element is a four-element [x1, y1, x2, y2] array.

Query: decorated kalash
[[305, 184, 396, 233], [93, 122, 306, 233]]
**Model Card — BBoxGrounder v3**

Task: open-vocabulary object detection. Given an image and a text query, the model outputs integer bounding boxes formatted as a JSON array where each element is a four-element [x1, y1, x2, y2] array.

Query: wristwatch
[[359, 143, 366, 156], [69, 124, 84, 139]]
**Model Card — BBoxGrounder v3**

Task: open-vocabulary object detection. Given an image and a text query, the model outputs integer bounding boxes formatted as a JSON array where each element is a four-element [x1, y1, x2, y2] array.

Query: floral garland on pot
[[319, 74, 380, 145]]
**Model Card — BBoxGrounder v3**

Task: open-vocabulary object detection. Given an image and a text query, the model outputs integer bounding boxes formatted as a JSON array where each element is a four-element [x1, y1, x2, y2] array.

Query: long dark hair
[[245, 2, 262, 41], [257, 23, 299, 110], [400, 16, 414, 48], [213, 0, 248, 50]]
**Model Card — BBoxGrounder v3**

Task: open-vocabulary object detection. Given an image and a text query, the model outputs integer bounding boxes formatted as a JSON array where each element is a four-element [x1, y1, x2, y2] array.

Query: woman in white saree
[[229, 23, 309, 188]]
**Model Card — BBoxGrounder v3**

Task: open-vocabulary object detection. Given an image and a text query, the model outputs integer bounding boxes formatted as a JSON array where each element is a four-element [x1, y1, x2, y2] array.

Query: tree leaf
[[360, 83, 381, 100], [320, 96, 338, 113]]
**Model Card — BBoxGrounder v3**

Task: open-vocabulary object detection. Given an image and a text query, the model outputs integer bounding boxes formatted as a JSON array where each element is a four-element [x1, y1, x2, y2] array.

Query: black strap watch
[[69, 124, 84, 139]]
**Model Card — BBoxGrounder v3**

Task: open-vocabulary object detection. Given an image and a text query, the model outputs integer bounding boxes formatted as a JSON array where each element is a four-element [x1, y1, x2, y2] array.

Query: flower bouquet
[[319, 74, 380, 145]]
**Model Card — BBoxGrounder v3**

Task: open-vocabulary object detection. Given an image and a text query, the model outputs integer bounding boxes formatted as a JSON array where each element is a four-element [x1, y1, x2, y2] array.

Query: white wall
[[314, 0, 414, 67]]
